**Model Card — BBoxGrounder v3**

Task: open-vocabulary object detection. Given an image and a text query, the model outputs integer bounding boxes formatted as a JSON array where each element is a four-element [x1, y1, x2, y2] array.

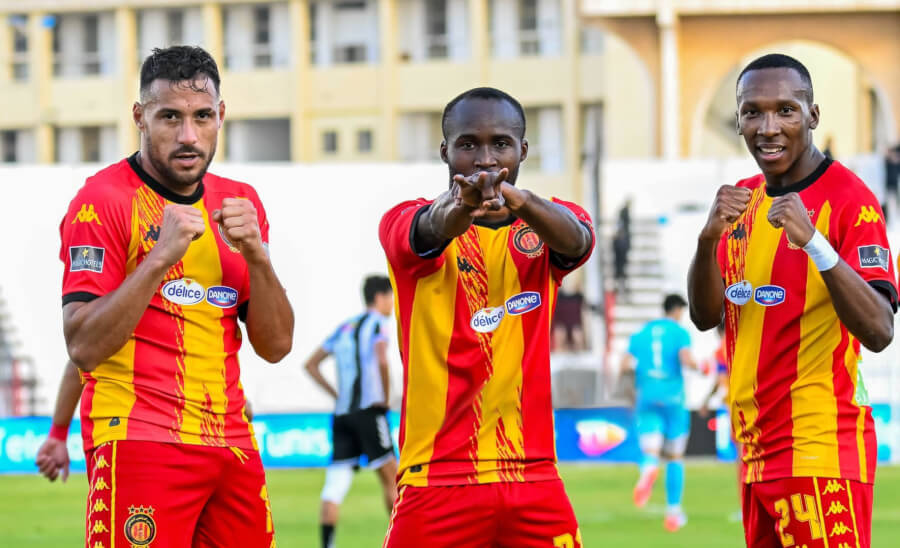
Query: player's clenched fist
[[700, 185, 752, 241], [213, 198, 266, 262], [767, 192, 814, 248], [150, 204, 206, 267]]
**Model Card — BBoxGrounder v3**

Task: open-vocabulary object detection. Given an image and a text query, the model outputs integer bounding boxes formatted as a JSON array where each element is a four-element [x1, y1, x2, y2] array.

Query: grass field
[[3, 462, 900, 547]]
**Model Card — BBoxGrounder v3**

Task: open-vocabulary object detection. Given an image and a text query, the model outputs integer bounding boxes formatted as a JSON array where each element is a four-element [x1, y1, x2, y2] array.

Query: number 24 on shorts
[[553, 528, 583, 548]]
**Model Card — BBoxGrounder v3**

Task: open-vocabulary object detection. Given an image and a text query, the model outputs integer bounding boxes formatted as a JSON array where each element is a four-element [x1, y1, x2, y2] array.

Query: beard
[[146, 136, 217, 188]]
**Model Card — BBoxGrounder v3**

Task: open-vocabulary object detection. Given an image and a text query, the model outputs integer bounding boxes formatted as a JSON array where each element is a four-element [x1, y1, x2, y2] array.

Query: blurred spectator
[[883, 143, 900, 224], [552, 277, 587, 352], [612, 199, 632, 300], [822, 135, 835, 159]]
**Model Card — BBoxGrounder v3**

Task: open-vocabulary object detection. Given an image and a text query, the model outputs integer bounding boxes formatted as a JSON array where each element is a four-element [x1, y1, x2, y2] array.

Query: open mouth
[[756, 145, 785, 161]]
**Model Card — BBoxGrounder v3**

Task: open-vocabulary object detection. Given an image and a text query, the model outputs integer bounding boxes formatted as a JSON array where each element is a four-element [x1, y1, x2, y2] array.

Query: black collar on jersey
[[127, 152, 205, 205], [765, 157, 833, 197], [474, 214, 516, 229]]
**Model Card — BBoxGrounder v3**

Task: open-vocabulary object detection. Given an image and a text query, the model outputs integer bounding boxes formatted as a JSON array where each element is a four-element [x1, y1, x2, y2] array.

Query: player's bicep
[[549, 199, 595, 281], [379, 200, 445, 277]]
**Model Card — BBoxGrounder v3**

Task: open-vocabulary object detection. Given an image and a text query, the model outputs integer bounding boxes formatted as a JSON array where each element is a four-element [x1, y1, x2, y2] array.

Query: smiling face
[[736, 67, 820, 185], [133, 77, 224, 194], [440, 97, 528, 185]]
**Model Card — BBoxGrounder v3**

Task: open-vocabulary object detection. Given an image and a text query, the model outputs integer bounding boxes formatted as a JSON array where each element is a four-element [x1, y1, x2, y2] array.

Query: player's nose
[[474, 146, 497, 169]]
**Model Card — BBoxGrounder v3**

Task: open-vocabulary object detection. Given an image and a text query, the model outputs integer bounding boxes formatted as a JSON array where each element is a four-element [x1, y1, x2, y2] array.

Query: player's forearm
[[508, 190, 592, 258], [414, 191, 476, 252], [63, 256, 170, 371], [245, 258, 294, 363], [688, 237, 725, 330], [379, 362, 390, 405], [305, 365, 338, 399], [52, 362, 84, 426], [820, 262, 894, 351]]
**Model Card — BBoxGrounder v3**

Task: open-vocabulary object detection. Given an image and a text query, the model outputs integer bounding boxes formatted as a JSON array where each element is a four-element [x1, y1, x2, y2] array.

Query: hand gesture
[[212, 198, 266, 263], [35, 438, 70, 483], [150, 204, 206, 267], [767, 192, 814, 248], [452, 168, 509, 218], [700, 185, 752, 241]]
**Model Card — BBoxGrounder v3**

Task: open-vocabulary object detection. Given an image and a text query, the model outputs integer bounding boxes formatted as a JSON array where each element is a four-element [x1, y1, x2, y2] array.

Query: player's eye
[[197, 112, 211, 120], [743, 110, 758, 118], [780, 106, 795, 115], [162, 112, 178, 121], [459, 142, 475, 150], [495, 140, 510, 149]]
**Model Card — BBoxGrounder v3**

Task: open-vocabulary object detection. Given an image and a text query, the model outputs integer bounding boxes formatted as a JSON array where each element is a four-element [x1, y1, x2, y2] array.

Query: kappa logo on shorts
[[124, 506, 157, 546], [512, 225, 545, 258], [70, 246, 105, 273], [858, 245, 889, 272]]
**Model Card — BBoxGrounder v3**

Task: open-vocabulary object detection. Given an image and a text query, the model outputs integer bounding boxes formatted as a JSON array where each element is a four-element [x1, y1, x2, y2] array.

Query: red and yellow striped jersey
[[379, 198, 594, 487], [60, 154, 269, 451], [717, 159, 897, 484]]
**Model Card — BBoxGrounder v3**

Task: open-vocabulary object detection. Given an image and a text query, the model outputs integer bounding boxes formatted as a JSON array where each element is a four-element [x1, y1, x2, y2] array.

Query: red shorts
[[382, 479, 582, 548], [84, 440, 275, 548], [742, 476, 872, 548]]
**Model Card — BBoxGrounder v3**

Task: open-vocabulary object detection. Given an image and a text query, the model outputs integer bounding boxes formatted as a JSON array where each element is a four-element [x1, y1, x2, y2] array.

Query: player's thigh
[[192, 449, 275, 548], [358, 407, 396, 466], [383, 485, 498, 548], [496, 480, 582, 548], [636, 405, 664, 451], [741, 482, 782, 548], [662, 405, 690, 457], [332, 413, 363, 464], [85, 441, 215, 548]]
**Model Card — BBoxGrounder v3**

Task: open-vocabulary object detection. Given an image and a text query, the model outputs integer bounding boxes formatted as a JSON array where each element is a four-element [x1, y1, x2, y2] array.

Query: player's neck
[[136, 150, 202, 197], [763, 146, 827, 190]]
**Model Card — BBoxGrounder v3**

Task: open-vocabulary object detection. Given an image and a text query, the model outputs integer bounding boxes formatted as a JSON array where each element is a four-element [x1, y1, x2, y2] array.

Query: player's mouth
[[756, 144, 786, 162], [173, 152, 202, 168]]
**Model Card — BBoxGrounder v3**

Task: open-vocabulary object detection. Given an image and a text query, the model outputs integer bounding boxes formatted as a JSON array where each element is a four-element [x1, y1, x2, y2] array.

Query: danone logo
[[161, 279, 205, 305], [754, 285, 786, 306], [505, 291, 541, 315], [725, 281, 753, 306], [470, 306, 505, 333], [206, 286, 238, 308]]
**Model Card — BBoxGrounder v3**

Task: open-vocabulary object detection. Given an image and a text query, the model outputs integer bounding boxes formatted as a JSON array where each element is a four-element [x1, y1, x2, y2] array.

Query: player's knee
[[321, 464, 354, 504], [639, 433, 664, 454], [663, 436, 688, 458]]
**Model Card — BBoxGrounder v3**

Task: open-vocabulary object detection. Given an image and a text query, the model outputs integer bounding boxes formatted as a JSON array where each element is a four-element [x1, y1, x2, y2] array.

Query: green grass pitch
[[2, 462, 899, 547]]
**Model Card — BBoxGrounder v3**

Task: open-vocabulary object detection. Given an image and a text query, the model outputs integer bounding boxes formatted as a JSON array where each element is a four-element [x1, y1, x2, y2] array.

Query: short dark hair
[[441, 87, 526, 139], [736, 53, 814, 103], [140, 46, 221, 100], [663, 294, 687, 314], [363, 275, 392, 305]]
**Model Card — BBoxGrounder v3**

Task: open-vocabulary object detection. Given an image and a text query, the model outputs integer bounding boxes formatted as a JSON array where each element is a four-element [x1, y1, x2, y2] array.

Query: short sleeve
[[321, 324, 343, 354], [830, 193, 898, 311], [379, 199, 446, 279], [373, 318, 388, 344], [677, 326, 691, 350], [60, 182, 131, 305], [548, 198, 596, 282]]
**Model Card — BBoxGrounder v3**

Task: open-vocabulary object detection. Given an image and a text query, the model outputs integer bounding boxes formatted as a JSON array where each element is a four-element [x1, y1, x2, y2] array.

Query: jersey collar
[[127, 152, 206, 205], [765, 157, 833, 197]]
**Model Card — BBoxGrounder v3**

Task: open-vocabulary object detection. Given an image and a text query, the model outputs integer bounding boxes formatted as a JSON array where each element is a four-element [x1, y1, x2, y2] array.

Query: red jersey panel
[[717, 159, 897, 484], [380, 198, 594, 487], [60, 154, 269, 451]]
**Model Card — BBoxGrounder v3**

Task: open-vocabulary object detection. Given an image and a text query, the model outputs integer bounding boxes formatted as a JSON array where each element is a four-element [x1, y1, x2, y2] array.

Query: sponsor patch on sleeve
[[69, 246, 105, 273], [858, 245, 890, 272]]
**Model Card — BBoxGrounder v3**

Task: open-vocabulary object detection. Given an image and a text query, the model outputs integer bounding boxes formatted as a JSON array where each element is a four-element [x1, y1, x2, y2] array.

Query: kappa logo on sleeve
[[71, 204, 102, 225], [69, 246, 105, 273], [858, 245, 890, 271], [854, 205, 882, 227]]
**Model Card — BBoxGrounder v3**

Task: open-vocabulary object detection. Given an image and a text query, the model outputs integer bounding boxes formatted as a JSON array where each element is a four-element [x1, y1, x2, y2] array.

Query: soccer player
[[379, 87, 594, 548], [35, 361, 83, 483], [621, 294, 697, 532], [60, 46, 294, 547], [688, 54, 897, 548], [304, 275, 398, 548]]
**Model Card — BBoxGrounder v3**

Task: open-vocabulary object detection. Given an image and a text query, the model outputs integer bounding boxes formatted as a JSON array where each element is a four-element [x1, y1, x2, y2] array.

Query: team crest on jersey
[[218, 224, 239, 253], [512, 225, 544, 258], [124, 506, 156, 546]]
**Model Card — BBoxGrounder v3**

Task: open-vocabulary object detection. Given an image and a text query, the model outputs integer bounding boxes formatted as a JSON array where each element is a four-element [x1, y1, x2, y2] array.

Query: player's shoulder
[[383, 198, 432, 218], [77, 158, 140, 202], [734, 173, 765, 190], [551, 197, 592, 221], [821, 160, 878, 204], [203, 171, 262, 201]]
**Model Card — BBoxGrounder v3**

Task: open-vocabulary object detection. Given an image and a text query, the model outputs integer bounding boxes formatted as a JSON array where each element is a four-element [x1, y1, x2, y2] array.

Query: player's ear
[[133, 102, 145, 131], [217, 100, 226, 128], [440, 141, 449, 164], [808, 103, 820, 130], [520, 138, 528, 162]]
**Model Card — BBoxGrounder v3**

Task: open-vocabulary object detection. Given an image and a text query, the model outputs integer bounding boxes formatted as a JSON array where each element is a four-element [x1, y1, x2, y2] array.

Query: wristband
[[803, 230, 839, 271], [48, 422, 70, 442]]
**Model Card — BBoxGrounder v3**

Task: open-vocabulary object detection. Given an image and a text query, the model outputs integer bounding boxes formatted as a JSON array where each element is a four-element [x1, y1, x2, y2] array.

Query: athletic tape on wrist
[[803, 230, 839, 271]]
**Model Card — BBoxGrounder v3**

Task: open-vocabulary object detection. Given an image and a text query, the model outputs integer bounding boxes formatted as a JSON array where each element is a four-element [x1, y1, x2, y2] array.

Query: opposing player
[[621, 294, 697, 532], [35, 361, 83, 482], [304, 275, 398, 548], [379, 87, 594, 547], [688, 54, 897, 548], [60, 46, 294, 547]]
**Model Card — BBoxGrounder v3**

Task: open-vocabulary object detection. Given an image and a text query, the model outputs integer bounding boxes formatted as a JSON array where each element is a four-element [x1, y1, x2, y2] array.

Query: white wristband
[[803, 230, 839, 271]]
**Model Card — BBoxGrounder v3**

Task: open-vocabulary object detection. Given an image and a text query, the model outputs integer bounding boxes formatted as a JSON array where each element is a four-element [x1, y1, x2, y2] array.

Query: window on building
[[81, 127, 101, 162], [323, 131, 338, 154], [253, 6, 272, 67], [425, 0, 448, 59], [309, 2, 318, 63], [335, 45, 366, 63], [166, 10, 184, 45], [518, 0, 539, 55], [1, 131, 17, 163], [82, 14, 101, 75], [357, 129, 373, 153], [10, 15, 29, 81]]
